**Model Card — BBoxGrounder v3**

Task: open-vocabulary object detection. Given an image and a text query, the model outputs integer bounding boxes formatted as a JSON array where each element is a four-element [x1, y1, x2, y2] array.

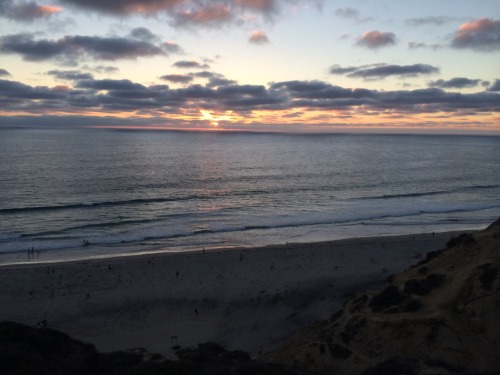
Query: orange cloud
[[175, 3, 232, 24], [39, 5, 62, 14], [356, 30, 396, 49], [452, 18, 500, 51], [249, 30, 269, 44]]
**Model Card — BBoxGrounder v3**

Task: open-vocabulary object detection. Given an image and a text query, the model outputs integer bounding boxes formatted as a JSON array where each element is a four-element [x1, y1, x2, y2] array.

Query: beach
[[0, 231, 472, 357]]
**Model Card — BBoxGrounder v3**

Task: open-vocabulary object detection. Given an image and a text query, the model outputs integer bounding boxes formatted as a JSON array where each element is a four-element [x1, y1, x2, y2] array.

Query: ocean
[[1, 128, 499, 264]]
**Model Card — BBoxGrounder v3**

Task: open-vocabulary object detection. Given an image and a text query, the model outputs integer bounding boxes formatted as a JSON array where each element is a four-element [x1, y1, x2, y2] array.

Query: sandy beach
[[0, 231, 469, 358]]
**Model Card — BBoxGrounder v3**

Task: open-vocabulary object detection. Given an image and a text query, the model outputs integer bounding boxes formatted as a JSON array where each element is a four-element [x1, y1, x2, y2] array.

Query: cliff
[[266, 219, 500, 374]]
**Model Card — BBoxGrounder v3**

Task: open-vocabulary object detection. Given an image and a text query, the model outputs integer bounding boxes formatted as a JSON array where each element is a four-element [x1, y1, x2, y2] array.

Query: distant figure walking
[[27, 247, 35, 261], [83, 239, 90, 247]]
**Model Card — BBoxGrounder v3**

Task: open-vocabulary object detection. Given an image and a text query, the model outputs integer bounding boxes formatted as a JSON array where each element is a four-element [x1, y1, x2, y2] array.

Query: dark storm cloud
[[428, 77, 481, 89], [356, 31, 396, 49], [0, 68, 11, 76], [173, 60, 210, 69], [330, 64, 439, 79], [451, 18, 500, 52], [0, 33, 167, 63], [159, 74, 193, 84], [1, 77, 499, 118], [0, 0, 61, 21], [48, 69, 94, 81]]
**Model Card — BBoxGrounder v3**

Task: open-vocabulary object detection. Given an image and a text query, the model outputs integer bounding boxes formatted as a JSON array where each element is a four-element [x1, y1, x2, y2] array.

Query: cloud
[[0, 0, 62, 22], [187, 71, 237, 87], [1, 76, 499, 121], [47, 69, 94, 80], [75, 78, 147, 91], [206, 76, 237, 87], [0, 32, 167, 64], [54, 0, 184, 15], [407, 41, 444, 51], [356, 30, 396, 49], [159, 74, 193, 84], [128, 27, 158, 42], [0, 79, 64, 100], [330, 64, 439, 79], [249, 30, 269, 44], [428, 77, 481, 89], [234, 0, 276, 12], [0, 69, 11, 76], [48, 0, 323, 33], [334, 7, 372, 23], [162, 41, 183, 54], [451, 18, 500, 51], [408, 42, 426, 50], [406, 16, 456, 26], [55, 0, 290, 28], [329, 64, 373, 75], [488, 79, 500, 92], [90, 65, 120, 74], [173, 60, 210, 69], [172, 3, 232, 27]]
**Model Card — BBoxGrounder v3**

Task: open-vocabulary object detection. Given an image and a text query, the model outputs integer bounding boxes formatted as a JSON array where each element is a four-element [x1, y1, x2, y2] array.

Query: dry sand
[[0, 231, 467, 358]]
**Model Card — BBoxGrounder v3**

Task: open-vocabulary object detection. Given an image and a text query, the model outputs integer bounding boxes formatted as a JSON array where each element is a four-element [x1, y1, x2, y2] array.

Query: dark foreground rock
[[265, 219, 500, 375], [0, 321, 310, 375]]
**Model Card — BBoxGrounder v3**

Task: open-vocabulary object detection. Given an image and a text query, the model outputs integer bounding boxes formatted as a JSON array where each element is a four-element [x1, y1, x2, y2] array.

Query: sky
[[0, 0, 499, 134]]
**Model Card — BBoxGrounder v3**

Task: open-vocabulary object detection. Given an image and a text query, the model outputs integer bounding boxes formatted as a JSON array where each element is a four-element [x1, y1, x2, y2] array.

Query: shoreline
[[0, 228, 480, 357], [0, 226, 482, 268]]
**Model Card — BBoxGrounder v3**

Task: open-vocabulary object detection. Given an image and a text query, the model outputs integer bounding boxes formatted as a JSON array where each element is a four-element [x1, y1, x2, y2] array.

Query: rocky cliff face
[[266, 219, 500, 375]]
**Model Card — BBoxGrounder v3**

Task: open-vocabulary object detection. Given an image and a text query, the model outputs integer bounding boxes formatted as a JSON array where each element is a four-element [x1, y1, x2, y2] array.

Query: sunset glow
[[0, 1, 499, 133]]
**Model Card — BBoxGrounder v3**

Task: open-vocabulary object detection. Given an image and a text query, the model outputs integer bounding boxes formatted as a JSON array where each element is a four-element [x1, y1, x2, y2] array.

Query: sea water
[[1, 128, 499, 263]]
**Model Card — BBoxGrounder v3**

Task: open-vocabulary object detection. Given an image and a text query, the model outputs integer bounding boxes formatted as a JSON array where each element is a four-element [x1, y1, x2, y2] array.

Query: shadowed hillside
[[266, 219, 500, 375], [0, 321, 313, 375]]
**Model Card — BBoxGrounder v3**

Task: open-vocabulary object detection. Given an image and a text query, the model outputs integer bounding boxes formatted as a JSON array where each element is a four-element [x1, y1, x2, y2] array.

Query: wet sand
[[0, 231, 467, 357]]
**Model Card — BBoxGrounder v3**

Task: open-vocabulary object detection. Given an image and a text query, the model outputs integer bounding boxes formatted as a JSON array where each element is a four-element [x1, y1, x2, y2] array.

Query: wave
[[360, 184, 500, 201], [1, 203, 498, 256], [4, 182, 498, 215]]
